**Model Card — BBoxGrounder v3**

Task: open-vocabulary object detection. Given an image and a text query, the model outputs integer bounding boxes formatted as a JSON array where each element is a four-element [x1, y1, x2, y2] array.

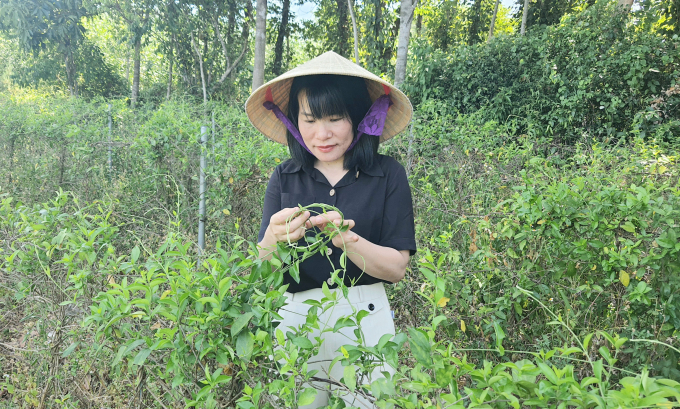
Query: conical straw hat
[[245, 51, 413, 145]]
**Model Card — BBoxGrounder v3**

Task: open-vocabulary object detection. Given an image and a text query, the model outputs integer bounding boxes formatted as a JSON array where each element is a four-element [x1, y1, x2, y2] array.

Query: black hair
[[286, 74, 378, 170]]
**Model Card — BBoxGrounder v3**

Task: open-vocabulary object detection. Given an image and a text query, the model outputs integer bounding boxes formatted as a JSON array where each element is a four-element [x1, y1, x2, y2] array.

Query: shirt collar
[[279, 158, 384, 178]]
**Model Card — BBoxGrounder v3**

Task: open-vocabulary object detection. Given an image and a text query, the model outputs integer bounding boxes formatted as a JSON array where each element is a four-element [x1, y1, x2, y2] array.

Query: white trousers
[[278, 283, 395, 409]]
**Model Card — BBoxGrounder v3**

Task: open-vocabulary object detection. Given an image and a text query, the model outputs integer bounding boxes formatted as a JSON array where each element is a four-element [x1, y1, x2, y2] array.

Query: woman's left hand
[[308, 212, 359, 248]]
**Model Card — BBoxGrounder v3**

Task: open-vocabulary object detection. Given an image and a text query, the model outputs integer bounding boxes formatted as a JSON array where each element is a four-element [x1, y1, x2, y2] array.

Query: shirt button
[[327, 247, 333, 256], [329, 189, 335, 197], [327, 277, 334, 286]]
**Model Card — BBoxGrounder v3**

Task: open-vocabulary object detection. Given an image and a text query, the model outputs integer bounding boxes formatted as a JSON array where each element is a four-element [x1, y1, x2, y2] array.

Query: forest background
[[0, 0, 680, 407]]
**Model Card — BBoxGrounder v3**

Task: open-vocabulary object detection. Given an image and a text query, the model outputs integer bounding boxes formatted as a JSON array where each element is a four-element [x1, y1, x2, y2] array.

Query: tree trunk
[[520, 0, 529, 35], [335, 0, 349, 57], [214, 10, 251, 83], [348, 0, 359, 63], [64, 53, 74, 97], [273, 0, 290, 76], [252, 0, 267, 91], [488, 0, 501, 41], [191, 32, 208, 104], [468, 0, 483, 44], [394, 0, 417, 87], [384, 14, 400, 62], [236, 1, 253, 81], [286, 31, 290, 66], [227, 2, 236, 40], [416, 13, 422, 36], [131, 38, 141, 107], [373, 0, 383, 56], [167, 35, 174, 100]]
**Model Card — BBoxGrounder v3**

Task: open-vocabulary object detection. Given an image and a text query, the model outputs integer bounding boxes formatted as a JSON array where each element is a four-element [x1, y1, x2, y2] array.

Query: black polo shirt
[[258, 154, 417, 293]]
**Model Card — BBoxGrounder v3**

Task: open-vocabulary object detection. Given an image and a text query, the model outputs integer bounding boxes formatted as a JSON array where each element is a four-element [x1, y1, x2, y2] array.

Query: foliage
[[513, 0, 591, 31], [2, 190, 680, 408], [0, 87, 679, 406], [0, 0, 89, 94], [9, 39, 127, 97], [403, 0, 680, 144]]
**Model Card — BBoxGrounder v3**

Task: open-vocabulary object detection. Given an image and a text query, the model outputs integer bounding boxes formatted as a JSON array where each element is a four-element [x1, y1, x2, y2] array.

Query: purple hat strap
[[262, 85, 393, 154]]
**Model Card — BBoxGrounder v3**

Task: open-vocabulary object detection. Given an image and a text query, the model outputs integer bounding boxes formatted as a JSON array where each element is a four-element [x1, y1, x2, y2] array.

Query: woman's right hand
[[261, 207, 311, 247]]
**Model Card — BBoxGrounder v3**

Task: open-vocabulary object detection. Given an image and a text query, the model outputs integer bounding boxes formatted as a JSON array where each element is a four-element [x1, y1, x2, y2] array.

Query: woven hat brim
[[245, 51, 413, 145]]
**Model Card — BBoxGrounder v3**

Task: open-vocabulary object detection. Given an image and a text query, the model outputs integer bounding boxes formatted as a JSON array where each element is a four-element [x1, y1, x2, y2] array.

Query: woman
[[245, 51, 416, 408]]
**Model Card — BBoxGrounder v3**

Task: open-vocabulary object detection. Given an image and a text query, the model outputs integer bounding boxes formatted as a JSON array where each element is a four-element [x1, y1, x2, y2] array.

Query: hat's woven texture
[[245, 51, 413, 145]]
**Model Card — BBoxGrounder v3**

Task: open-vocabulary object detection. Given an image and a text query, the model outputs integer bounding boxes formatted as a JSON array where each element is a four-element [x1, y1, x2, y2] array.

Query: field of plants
[[1, 1, 680, 408]]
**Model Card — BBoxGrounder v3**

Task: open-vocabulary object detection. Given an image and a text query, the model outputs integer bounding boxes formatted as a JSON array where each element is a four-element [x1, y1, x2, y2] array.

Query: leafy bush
[[3, 191, 680, 408], [403, 1, 680, 144], [1, 85, 680, 407], [8, 40, 127, 98], [382, 103, 680, 385]]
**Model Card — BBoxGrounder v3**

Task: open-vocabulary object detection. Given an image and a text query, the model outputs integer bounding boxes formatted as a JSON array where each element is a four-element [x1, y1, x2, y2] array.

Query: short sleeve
[[378, 161, 417, 255], [258, 168, 282, 243]]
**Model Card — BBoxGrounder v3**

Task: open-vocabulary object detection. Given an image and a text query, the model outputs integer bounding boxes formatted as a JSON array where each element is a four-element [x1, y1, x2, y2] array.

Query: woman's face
[[297, 90, 354, 166]]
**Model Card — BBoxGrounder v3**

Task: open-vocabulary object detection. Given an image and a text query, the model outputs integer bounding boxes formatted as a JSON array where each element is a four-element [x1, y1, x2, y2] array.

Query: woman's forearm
[[339, 235, 409, 283]]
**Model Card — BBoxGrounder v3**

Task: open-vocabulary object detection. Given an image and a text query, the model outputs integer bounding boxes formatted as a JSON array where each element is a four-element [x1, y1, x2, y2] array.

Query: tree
[[0, 0, 89, 96], [487, 0, 500, 40], [164, 0, 252, 100], [515, 0, 587, 31], [468, 0, 484, 44], [394, 0, 417, 87], [272, 0, 290, 76], [520, 0, 529, 34], [89, 0, 155, 107], [252, 0, 266, 90], [335, 0, 350, 57], [156, 0, 179, 99], [348, 0, 359, 63], [420, 0, 466, 50]]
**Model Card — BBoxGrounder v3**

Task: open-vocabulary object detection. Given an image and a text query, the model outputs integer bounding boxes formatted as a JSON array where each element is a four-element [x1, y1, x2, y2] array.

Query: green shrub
[[403, 1, 680, 144], [2, 191, 680, 408]]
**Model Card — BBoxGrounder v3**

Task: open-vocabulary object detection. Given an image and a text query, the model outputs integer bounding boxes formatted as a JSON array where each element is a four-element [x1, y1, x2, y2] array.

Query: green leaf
[[131, 245, 140, 263], [298, 388, 317, 406], [583, 333, 594, 351], [333, 317, 356, 332], [637, 396, 670, 407], [432, 315, 447, 330], [133, 348, 152, 366], [592, 359, 603, 381], [231, 312, 253, 337], [559, 347, 582, 356], [356, 310, 369, 325], [493, 321, 506, 356], [236, 332, 254, 360], [292, 336, 313, 349], [598, 346, 614, 365], [289, 262, 300, 283], [343, 365, 356, 392], [275, 328, 285, 346], [419, 267, 436, 282], [377, 333, 393, 352], [537, 363, 558, 384], [61, 342, 79, 357], [340, 252, 346, 269], [620, 221, 636, 233], [198, 296, 219, 305], [598, 331, 616, 347], [407, 328, 432, 367]]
